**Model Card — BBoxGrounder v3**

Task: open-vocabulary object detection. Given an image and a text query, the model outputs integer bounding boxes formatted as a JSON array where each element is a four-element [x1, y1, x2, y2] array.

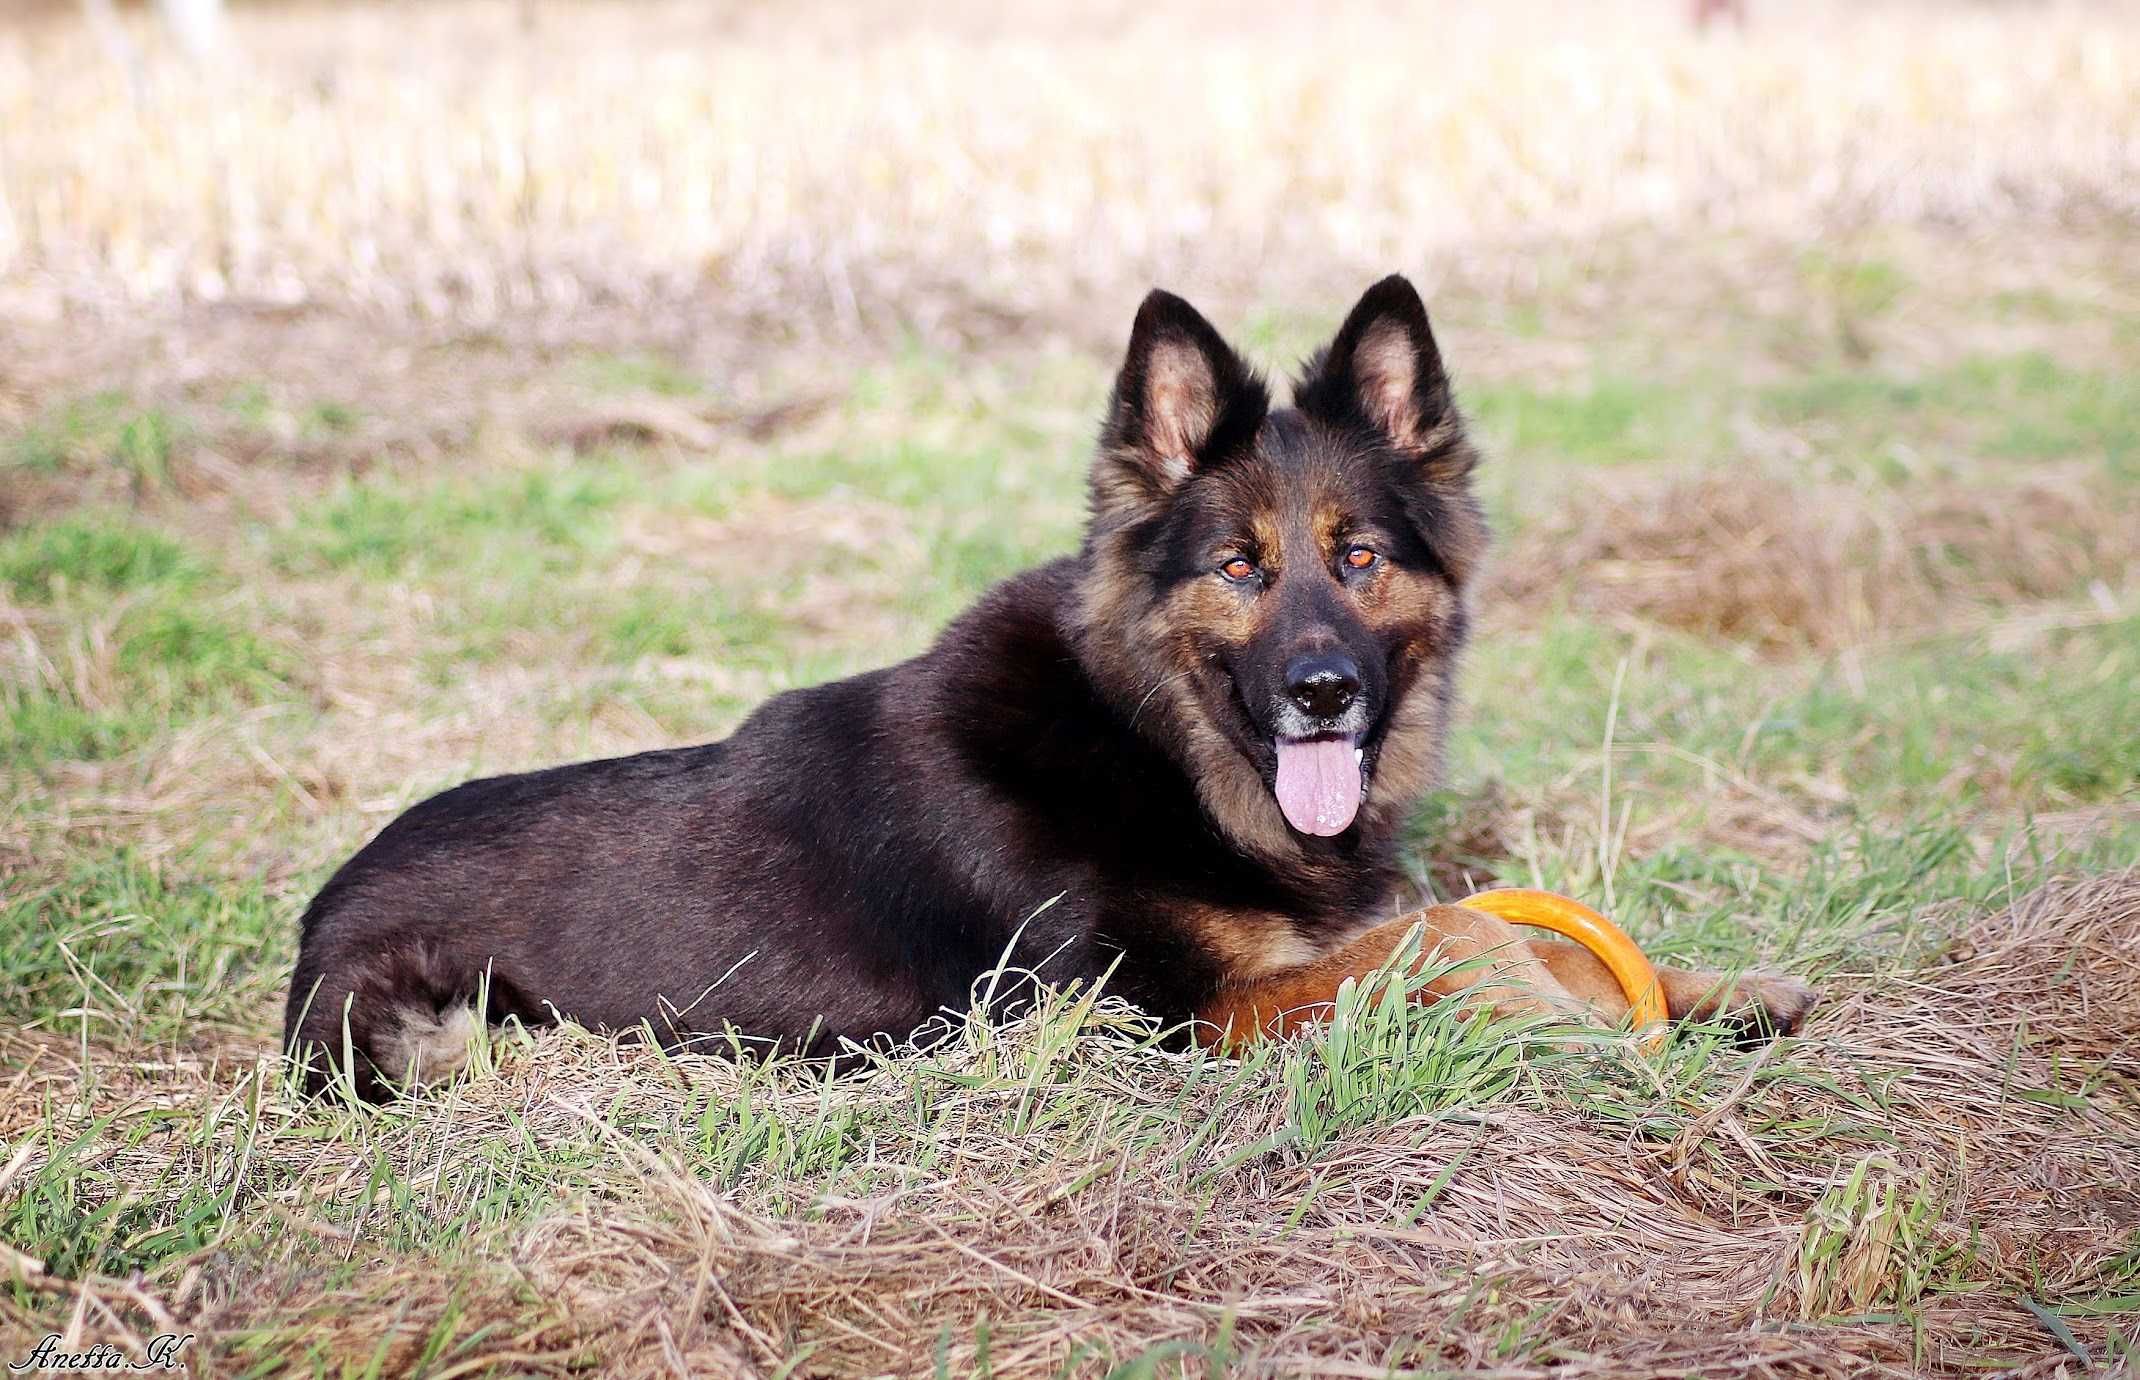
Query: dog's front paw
[[1719, 973, 1818, 1048]]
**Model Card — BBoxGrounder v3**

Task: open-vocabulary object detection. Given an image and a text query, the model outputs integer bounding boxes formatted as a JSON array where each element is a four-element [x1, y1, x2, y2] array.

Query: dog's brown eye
[[1345, 546, 1378, 570], [1220, 557, 1258, 582]]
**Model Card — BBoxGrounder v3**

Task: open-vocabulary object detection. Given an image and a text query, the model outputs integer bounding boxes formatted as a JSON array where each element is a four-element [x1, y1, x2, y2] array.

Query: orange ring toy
[[1456, 887, 1668, 1048]]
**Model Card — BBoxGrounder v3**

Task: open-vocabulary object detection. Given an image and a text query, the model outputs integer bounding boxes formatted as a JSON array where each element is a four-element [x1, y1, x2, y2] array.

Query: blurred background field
[[4, 0, 2139, 319], [2, 2, 2138, 1377]]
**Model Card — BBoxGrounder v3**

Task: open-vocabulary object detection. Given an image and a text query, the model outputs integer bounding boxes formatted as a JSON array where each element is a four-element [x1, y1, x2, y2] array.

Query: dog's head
[[1073, 276, 1487, 856]]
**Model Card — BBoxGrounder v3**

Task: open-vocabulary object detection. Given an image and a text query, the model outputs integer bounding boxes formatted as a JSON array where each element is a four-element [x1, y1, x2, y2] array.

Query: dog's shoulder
[[899, 558, 1153, 785]]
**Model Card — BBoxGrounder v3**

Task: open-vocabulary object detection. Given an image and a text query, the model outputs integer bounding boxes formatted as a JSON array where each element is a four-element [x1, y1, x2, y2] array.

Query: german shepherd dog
[[285, 277, 1814, 1098]]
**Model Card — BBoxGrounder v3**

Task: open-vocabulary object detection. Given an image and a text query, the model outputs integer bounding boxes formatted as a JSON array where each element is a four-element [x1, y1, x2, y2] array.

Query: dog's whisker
[[1127, 669, 1194, 732]]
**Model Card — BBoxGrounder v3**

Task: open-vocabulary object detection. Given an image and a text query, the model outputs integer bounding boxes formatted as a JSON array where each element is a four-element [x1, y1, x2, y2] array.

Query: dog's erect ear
[[1096, 290, 1267, 510], [1295, 275, 1470, 483]]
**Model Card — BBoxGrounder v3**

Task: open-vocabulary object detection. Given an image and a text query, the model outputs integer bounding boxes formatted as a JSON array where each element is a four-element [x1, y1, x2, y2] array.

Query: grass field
[[5, 2, 2140, 1376]]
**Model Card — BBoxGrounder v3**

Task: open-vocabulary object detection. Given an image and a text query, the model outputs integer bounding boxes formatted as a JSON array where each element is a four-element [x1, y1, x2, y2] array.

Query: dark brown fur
[[285, 277, 1812, 1099]]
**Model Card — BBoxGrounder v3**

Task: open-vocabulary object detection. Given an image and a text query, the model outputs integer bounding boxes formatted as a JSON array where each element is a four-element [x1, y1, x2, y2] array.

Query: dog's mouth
[[1271, 733, 1365, 837], [1210, 666, 1376, 838]]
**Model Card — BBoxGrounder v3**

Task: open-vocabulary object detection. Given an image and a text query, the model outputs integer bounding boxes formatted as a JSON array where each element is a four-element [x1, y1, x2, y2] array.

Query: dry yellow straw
[[1457, 888, 1668, 1048]]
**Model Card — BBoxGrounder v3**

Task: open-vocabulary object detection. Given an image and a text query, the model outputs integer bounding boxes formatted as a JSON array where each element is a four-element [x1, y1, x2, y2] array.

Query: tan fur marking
[[1248, 513, 1285, 572], [1181, 907, 1319, 979], [1352, 561, 1453, 622], [1312, 503, 1344, 562], [1358, 670, 1442, 831], [1161, 568, 1258, 642]]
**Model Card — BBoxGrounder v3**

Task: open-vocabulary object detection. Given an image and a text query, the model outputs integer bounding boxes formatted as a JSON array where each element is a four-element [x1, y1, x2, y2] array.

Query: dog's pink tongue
[[1273, 738, 1363, 837]]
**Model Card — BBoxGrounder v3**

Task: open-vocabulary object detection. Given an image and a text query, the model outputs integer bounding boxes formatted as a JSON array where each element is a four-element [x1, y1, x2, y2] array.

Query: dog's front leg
[[1194, 903, 1579, 1050]]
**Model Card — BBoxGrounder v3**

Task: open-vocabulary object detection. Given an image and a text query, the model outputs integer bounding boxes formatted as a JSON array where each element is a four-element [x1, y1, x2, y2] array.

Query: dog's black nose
[[1286, 654, 1360, 721]]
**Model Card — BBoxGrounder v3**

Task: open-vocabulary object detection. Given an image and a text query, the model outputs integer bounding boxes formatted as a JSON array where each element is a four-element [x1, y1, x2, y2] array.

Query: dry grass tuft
[[1490, 468, 2138, 653]]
